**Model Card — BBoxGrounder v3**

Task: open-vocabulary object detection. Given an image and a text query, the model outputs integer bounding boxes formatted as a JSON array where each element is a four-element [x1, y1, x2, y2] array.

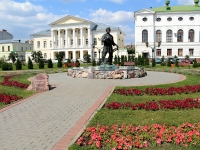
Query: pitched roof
[[31, 29, 51, 36], [92, 23, 119, 31], [152, 5, 200, 12]]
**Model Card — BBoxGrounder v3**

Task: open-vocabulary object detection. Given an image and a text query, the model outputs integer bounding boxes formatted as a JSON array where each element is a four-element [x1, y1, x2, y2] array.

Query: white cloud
[[109, 0, 127, 3], [0, 0, 63, 41], [177, 0, 194, 5], [89, 9, 134, 44]]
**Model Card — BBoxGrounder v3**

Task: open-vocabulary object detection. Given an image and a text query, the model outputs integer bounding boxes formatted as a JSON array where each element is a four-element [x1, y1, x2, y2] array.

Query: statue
[[101, 27, 118, 65]]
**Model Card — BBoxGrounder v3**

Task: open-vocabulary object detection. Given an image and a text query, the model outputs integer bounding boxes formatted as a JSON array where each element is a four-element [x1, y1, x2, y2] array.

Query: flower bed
[[0, 93, 23, 104], [77, 122, 200, 149], [0, 75, 29, 89], [105, 98, 200, 111], [114, 84, 200, 96]]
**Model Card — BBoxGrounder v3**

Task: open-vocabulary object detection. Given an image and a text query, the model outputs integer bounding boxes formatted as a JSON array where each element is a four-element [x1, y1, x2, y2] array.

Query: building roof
[[152, 5, 200, 12], [31, 29, 51, 36], [92, 23, 119, 31]]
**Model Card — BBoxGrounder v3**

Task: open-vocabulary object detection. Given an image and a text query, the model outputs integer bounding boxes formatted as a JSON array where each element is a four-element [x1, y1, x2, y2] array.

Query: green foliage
[[0, 58, 4, 68], [39, 59, 44, 69], [161, 55, 165, 63], [134, 58, 138, 66], [193, 58, 198, 68], [83, 52, 91, 63], [1, 62, 13, 70], [175, 59, 179, 67], [8, 52, 18, 64], [127, 47, 135, 54], [55, 51, 65, 60], [137, 55, 142, 65], [128, 55, 131, 61], [167, 58, 171, 67], [66, 59, 71, 67], [113, 55, 117, 65], [31, 51, 43, 63], [185, 55, 189, 59], [161, 62, 166, 66], [92, 59, 96, 66], [144, 57, 149, 66], [131, 55, 135, 62], [57, 58, 63, 68], [117, 55, 120, 64], [152, 58, 156, 67], [47, 58, 53, 68], [120, 55, 125, 66], [174, 55, 178, 58], [15, 59, 22, 70], [28, 57, 33, 69], [124, 55, 127, 62]]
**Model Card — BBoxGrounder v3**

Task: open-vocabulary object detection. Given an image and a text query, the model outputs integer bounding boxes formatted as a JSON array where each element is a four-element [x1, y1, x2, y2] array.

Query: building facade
[[31, 15, 126, 62], [134, 0, 200, 59]]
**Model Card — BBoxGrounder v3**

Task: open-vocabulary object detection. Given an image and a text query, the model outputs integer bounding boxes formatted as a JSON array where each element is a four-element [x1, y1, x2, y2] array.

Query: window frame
[[142, 29, 148, 43], [177, 29, 183, 42]]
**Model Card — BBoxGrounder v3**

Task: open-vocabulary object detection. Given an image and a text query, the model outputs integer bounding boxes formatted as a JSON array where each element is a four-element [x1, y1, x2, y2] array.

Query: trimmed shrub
[[193, 58, 198, 68], [2, 63, 13, 70], [113, 55, 117, 65], [47, 58, 53, 68], [175, 59, 179, 67], [134, 58, 138, 66], [0, 58, 4, 68], [167, 58, 171, 67], [117, 55, 120, 64], [161, 62, 166, 66], [28, 57, 33, 69], [152, 58, 156, 67], [144, 57, 149, 66], [92, 59, 96, 66], [120, 55, 124, 66], [39, 59, 44, 69], [15, 59, 22, 70], [57, 58, 62, 68]]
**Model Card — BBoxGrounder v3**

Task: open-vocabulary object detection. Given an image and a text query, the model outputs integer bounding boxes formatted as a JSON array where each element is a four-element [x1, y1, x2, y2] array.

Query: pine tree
[[124, 55, 128, 62], [39, 59, 44, 69], [138, 55, 142, 65], [47, 58, 53, 68], [145, 57, 149, 66], [28, 57, 33, 69], [193, 58, 198, 68], [121, 55, 125, 66], [134, 58, 138, 66], [15, 59, 22, 70], [92, 59, 96, 66], [117, 55, 120, 64], [175, 59, 179, 67], [152, 58, 156, 67], [167, 58, 171, 67], [113, 55, 117, 64], [57, 57, 62, 68]]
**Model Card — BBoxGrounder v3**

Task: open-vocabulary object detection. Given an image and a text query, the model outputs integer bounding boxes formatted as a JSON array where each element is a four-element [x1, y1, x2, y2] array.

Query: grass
[[69, 74, 200, 150]]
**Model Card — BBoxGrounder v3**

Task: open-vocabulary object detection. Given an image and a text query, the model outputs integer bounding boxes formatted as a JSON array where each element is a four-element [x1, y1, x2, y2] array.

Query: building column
[[65, 28, 68, 48], [58, 29, 61, 48], [51, 30, 54, 48], [80, 50, 83, 61], [73, 28, 75, 48], [73, 50, 76, 61], [88, 27, 91, 47], [65, 50, 68, 59], [80, 27, 83, 48]]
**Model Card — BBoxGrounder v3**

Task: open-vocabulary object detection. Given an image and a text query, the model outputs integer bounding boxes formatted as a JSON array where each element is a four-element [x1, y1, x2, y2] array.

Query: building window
[[142, 17, 147, 22], [178, 17, 183, 21], [64, 30, 65, 34], [44, 41, 47, 48], [86, 29, 88, 33], [44, 53, 47, 59], [177, 29, 183, 42], [188, 29, 194, 42], [86, 39, 88, 45], [189, 49, 194, 56], [64, 40, 66, 45], [166, 30, 173, 42], [156, 30, 162, 42], [189, 17, 194, 21], [71, 39, 73, 45], [94, 52, 97, 58], [50, 41, 52, 47], [178, 49, 183, 56], [37, 41, 40, 48], [71, 30, 73, 34], [167, 49, 172, 56], [93, 38, 97, 45], [78, 39, 81, 45], [167, 17, 172, 21], [156, 17, 161, 22], [78, 29, 80, 34], [2, 46, 4, 52], [21, 47, 23, 51], [8, 46, 10, 52], [156, 49, 161, 56], [142, 29, 148, 43]]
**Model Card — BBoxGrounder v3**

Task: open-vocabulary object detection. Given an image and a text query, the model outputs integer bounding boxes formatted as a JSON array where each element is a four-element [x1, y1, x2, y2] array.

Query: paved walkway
[[0, 71, 185, 150]]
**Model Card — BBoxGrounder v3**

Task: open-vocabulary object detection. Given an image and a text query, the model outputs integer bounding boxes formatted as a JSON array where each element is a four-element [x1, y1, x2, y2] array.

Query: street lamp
[[145, 41, 161, 68]]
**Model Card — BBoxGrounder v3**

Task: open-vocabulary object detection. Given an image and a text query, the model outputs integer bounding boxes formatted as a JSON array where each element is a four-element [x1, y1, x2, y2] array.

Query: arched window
[[166, 30, 173, 42], [177, 29, 183, 42], [188, 29, 194, 42], [156, 30, 162, 42], [142, 30, 148, 43]]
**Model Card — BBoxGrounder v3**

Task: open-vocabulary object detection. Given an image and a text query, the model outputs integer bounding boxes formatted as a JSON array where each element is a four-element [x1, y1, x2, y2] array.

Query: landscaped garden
[[69, 74, 200, 150]]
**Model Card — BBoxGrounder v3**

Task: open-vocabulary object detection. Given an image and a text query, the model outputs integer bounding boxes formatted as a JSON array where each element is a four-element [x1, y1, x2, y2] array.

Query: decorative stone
[[113, 74, 122, 79], [87, 73, 94, 79], [82, 72, 88, 78], [31, 73, 49, 92]]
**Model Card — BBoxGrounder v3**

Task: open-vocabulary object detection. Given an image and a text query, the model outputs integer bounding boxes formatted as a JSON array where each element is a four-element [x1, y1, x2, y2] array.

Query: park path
[[0, 71, 185, 150]]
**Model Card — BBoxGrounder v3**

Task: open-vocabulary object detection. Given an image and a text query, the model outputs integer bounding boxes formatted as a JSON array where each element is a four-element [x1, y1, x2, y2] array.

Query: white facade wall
[[135, 9, 200, 59]]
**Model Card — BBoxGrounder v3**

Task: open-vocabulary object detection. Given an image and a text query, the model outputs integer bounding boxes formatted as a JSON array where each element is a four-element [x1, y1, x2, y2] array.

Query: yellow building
[[31, 15, 126, 62]]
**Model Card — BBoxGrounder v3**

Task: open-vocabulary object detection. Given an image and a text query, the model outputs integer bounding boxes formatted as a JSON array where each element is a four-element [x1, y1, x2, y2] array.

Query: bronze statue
[[101, 27, 118, 65]]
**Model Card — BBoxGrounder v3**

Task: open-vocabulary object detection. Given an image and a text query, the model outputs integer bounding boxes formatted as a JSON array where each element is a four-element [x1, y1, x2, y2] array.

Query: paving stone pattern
[[0, 71, 184, 150]]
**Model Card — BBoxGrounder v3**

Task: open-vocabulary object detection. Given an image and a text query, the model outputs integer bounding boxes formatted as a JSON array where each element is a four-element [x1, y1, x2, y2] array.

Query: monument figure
[[101, 27, 118, 65]]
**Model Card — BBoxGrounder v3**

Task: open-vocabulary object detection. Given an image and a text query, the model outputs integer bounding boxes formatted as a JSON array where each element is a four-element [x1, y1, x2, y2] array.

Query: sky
[[0, 0, 196, 45]]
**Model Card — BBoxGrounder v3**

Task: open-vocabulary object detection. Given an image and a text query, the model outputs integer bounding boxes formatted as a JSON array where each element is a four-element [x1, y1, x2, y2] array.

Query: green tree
[[134, 58, 138, 66], [39, 59, 44, 69], [113, 55, 117, 65], [144, 57, 149, 66], [2, 63, 13, 70], [31, 51, 43, 63], [138, 55, 142, 65], [121, 55, 125, 66], [8, 52, 18, 64], [124, 55, 128, 62], [28, 57, 33, 69], [15, 59, 22, 70], [117, 55, 120, 64], [167, 58, 171, 67], [193, 58, 198, 68], [57, 57, 62, 68], [55, 51, 65, 60], [175, 59, 179, 67], [83, 52, 91, 63], [152, 58, 156, 67], [185, 55, 189, 59], [47, 58, 53, 68], [174, 55, 178, 58], [131, 55, 134, 62], [161, 55, 165, 63], [92, 59, 96, 66]]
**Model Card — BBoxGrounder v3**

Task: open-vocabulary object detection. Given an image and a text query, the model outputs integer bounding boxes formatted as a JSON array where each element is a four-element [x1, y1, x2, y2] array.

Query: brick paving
[[0, 71, 185, 150]]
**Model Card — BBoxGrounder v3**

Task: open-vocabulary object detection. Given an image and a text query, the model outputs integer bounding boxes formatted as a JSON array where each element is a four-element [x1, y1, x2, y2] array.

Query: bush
[[92, 59, 96, 66], [120, 55, 124, 66], [47, 58, 53, 68], [39, 59, 44, 69], [117, 55, 120, 64], [2, 62, 13, 70], [15, 59, 22, 70], [113, 55, 117, 65], [28, 57, 33, 69], [175, 59, 179, 67], [193, 58, 198, 68], [167, 58, 171, 67], [134, 58, 138, 66], [152, 58, 156, 67], [0, 58, 4, 68], [57, 58, 62, 68], [144, 57, 149, 66], [160, 62, 166, 66]]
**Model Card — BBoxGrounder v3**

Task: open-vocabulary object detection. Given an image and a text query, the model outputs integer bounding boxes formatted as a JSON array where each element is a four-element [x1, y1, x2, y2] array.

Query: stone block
[[31, 73, 49, 92]]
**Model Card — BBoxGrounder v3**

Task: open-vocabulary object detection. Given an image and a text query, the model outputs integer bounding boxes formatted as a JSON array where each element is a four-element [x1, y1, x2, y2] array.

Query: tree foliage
[[8, 52, 18, 63], [31, 51, 43, 63], [39, 59, 44, 69], [57, 57, 62, 68], [47, 58, 53, 68], [83, 52, 91, 63], [28, 57, 33, 69], [15, 59, 22, 70], [55, 51, 65, 60]]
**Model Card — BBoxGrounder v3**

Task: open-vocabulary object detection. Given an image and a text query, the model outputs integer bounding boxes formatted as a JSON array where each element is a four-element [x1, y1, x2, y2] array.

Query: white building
[[134, 0, 200, 60], [31, 15, 126, 62]]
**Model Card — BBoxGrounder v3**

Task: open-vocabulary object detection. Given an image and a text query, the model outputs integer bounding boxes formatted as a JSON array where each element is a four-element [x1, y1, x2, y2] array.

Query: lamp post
[[145, 41, 161, 68]]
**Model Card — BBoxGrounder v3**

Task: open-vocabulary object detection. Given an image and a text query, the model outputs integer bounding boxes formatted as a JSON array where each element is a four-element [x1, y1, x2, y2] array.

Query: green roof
[[152, 5, 200, 12]]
